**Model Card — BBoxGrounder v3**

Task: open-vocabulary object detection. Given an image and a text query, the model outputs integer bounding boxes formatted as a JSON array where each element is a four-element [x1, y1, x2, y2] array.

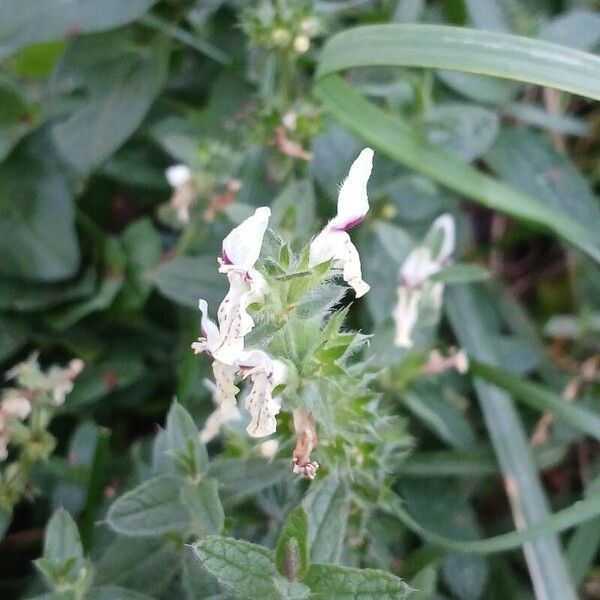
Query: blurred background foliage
[[1, 0, 600, 598]]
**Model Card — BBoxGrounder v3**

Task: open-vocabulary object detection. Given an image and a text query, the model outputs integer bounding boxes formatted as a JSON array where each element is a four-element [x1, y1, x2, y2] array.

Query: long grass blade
[[317, 24, 600, 99], [446, 284, 577, 600]]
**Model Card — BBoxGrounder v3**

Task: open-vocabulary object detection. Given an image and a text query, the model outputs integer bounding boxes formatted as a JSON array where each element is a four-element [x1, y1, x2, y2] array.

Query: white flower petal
[[212, 361, 239, 407], [237, 350, 287, 439], [331, 148, 373, 231], [427, 214, 455, 264], [221, 207, 271, 269], [393, 287, 421, 348], [193, 299, 221, 354], [214, 273, 259, 363], [309, 230, 369, 297], [200, 361, 241, 443], [165, 164, 191, 188], [245, 372, 281, 438], [400, 247, 437, 288], [1, 395, 31, 421]]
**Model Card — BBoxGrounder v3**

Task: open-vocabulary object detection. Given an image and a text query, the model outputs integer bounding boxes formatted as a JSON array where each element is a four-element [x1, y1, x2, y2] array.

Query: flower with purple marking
[[309, 148, 373, 297]]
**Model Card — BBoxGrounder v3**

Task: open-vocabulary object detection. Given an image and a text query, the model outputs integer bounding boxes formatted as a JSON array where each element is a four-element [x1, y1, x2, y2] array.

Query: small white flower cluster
[[393, 215, 455, 348], [192, 149, 375, 476], [0, 392, 31, 461], [0, 356, 84, 460]]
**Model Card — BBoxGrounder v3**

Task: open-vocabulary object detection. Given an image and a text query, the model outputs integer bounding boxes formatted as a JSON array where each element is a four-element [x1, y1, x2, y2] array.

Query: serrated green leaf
[[275, 507, 309, 582], [192, 536, 281, 600], [106, 475, 190, 537], [303, 564, 412, 600]]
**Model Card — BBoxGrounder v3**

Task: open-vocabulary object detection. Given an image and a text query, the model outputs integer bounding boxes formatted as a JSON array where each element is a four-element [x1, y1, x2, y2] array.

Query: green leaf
[[47, 274, 123, 330], [314, 79, 600, 264], [441, 552, 488, 600], [86, 587, 155, 600], [181, 478, 224, 535], [431, 263, 491, 284], [192, 536, 281, 600], [52, 32, 168, 173], [152, 255, 227, 309], [420, 103, 499, 162], [181, 546, 221, 600], [303, 564, 412, 600], [35, 508, 87, 590], [117, 218, 162, 311], [0, 0, 158, 59], [166, 402, 209, 479], [496, 129, 600, 233], [0, 132, 80, 281], [94, 536, 180, 596], [275, 507, 309, 582], [106, 475, 190, 537], [446, 285, 577, 599], [210, 458, 290, 506], [408, 565, 437, 600], [404, 385, 476, 451], [0, 82, 40, 162], [0, 270, 95, 312], [302, 477, 350, 565], [41, 508, 83, 564], [471, 361, 600, 442], [485, 129, 600, 242], [316, 24, 600, 99], [541, 9, 600, 51]]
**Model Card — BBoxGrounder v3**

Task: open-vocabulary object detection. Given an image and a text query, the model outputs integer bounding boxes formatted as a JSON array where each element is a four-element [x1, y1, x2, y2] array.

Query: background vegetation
[[1, 0, 600, 598]]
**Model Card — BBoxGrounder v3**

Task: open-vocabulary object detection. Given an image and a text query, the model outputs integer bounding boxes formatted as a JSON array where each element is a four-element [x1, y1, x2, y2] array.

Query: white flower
[[215, 207, 271, 363], [393, 214, 455, 348], [165, 164, 191, 187], [199, 361, 241, 443], [192, 301, 241, 442], [165, 164, 194, 224], [237, 350, 287, 438], [309, 148, 373, 298], [0, 392, 31, 461]]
